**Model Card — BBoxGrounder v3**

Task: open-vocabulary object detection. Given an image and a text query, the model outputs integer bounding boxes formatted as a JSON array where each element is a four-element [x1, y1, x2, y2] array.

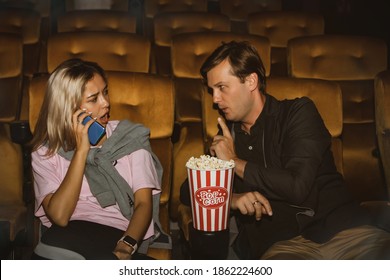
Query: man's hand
[[210, 117, 247, 178], [210, 117, 237, 161], [231, 191, 273, 221]]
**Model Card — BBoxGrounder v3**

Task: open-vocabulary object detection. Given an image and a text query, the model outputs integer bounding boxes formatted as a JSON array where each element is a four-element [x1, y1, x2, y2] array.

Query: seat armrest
[[177, 204, 193, 242], [382, 129, 390, 137], [10, 120, 32, 145], [360, 200, 390, 232]]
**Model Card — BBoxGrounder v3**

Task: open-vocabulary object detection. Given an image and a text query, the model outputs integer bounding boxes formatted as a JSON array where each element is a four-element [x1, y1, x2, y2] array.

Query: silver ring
[[252, 200, 260, 206]]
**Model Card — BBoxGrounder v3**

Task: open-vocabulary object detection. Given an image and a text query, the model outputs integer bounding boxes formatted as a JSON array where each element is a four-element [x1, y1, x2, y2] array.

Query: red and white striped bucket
[[187, 167, 235, 231]]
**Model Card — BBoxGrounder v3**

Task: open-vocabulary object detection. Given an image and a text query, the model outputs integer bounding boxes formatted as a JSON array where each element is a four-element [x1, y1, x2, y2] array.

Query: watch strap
[[118, 235, 138, 255]]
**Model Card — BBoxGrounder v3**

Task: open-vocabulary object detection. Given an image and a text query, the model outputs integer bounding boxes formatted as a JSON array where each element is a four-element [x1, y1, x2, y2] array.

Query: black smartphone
[[81, 115, 106, 145]]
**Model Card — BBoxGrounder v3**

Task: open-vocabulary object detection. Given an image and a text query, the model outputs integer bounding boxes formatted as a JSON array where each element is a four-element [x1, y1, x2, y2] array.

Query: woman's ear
[[246, 73, 258, 91]]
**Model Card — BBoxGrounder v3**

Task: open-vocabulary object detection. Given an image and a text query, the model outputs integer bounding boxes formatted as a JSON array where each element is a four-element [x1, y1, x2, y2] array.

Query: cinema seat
[[0, 33, 23, 123], [143, 0, 208, 41], [287, 34, 388, 203], [153, 11, 230, 76], [0, 123, 26, 259], [46, 31, 151, 73], [248, 11, 324, 77], [219, 0, 282, 34], [57, 10, 136, 33]]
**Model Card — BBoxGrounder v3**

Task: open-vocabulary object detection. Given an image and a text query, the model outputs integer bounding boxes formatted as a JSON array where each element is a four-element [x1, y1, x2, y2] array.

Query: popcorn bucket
[[187, 166, 235, 232]]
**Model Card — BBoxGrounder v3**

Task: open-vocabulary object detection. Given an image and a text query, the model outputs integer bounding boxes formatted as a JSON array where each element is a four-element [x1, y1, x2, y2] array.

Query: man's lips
[[219, 107, 228, 113]]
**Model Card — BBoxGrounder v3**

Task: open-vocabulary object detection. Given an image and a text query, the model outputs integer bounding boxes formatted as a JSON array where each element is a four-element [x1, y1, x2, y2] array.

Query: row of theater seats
[[0, 5, 323, 76], [1, 0, 390, 259]]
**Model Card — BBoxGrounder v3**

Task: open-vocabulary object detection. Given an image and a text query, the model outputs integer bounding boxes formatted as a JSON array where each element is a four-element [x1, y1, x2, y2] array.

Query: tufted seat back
[[248, 11, 324, 76], [287, 34, 388, 201], [288, 35, 387, 81], [143, 0, 207, 40], [153, 11, 230, 75], [0, 7, 41, 77], [154, 12, 230, 48], [0, 126, 24, 206], [219, 0, 282, 33], [46, 31, 151, 73], [65, 0, 128, 11], [0, 28, 29, 244], [0, 33, 23, 123], [0, 123, 26, 244], [28, 71, 174, 259], [57, 10, 137, 33], [144, 0, 207, 16]]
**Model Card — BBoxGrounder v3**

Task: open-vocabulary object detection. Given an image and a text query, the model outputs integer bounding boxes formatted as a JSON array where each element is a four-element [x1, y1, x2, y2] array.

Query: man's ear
[[246, 73, 258, 91]]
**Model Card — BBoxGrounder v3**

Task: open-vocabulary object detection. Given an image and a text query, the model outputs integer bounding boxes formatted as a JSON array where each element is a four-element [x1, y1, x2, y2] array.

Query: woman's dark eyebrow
[[86, 92, 98, 99], [86, 85, 108, 99]]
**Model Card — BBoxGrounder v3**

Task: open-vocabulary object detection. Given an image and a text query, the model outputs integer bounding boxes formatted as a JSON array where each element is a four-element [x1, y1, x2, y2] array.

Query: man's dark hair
[[200, 41, 266, 94]]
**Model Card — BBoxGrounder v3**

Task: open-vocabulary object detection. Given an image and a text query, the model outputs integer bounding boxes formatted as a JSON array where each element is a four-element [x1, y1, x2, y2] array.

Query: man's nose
[[213, 91, 221, 103]]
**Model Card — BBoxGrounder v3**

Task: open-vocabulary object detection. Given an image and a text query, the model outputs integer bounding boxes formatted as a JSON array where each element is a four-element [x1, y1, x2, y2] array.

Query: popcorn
[[186, 155, 235, 170]]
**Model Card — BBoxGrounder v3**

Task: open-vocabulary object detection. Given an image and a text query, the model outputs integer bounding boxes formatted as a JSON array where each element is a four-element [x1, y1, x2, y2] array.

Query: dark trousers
[[33, 220, 152, 260]]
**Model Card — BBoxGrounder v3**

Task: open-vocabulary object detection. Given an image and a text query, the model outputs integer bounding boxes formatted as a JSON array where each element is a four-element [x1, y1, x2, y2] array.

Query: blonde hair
[[31, 59, 107, 155]]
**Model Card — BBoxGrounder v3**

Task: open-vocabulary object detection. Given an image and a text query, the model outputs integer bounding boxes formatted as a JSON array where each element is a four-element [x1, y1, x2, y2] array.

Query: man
[[181, 41, 390, 259]]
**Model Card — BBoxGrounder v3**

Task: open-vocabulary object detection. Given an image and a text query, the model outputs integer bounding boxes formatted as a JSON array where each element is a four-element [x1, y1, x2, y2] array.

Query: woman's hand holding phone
[[74, 109, 106, 146], [73, 109, 95, 152]]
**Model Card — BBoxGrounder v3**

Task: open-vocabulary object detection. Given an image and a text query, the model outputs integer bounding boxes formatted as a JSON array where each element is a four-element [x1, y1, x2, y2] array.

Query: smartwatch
[[118, 235, 138, 255]]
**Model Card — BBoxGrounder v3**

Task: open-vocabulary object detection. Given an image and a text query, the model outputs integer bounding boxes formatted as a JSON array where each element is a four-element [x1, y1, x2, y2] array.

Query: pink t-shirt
[[32, 120, 161, 239]]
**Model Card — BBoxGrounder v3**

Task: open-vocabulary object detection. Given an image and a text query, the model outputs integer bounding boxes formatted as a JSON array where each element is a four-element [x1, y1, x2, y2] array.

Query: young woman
[[31, 58, 162, 259]]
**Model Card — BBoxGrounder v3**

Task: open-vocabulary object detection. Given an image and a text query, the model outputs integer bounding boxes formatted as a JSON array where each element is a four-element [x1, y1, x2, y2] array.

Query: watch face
[[123, 235, 137, 247]]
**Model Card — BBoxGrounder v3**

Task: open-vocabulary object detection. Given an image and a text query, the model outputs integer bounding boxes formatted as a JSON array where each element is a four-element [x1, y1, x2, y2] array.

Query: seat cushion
[[0, 204, 27, 241]]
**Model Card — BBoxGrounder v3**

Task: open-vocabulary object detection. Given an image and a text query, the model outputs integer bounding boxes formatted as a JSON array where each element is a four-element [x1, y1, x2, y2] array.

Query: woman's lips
[[99, 113, 109, 125]]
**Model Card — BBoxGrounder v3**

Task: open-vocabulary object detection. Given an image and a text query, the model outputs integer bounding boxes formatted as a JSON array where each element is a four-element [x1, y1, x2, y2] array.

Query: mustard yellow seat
[[287, 34, 388, 202], [57, 10, 137, 33], [0, 7, 43, 121], [0, 123, 26, 259], [28, 71, 174, 259], [65, 0, 129, 11], [0, 7, 41, 77], [46, 31, 151, 73], [219, 0, 282, 34], [0, 33, 23, 123], [143, 0, 208, 41], [248, 11, 324, 77], [153, 11, 230, 76], [0, 0, 50, 43]]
